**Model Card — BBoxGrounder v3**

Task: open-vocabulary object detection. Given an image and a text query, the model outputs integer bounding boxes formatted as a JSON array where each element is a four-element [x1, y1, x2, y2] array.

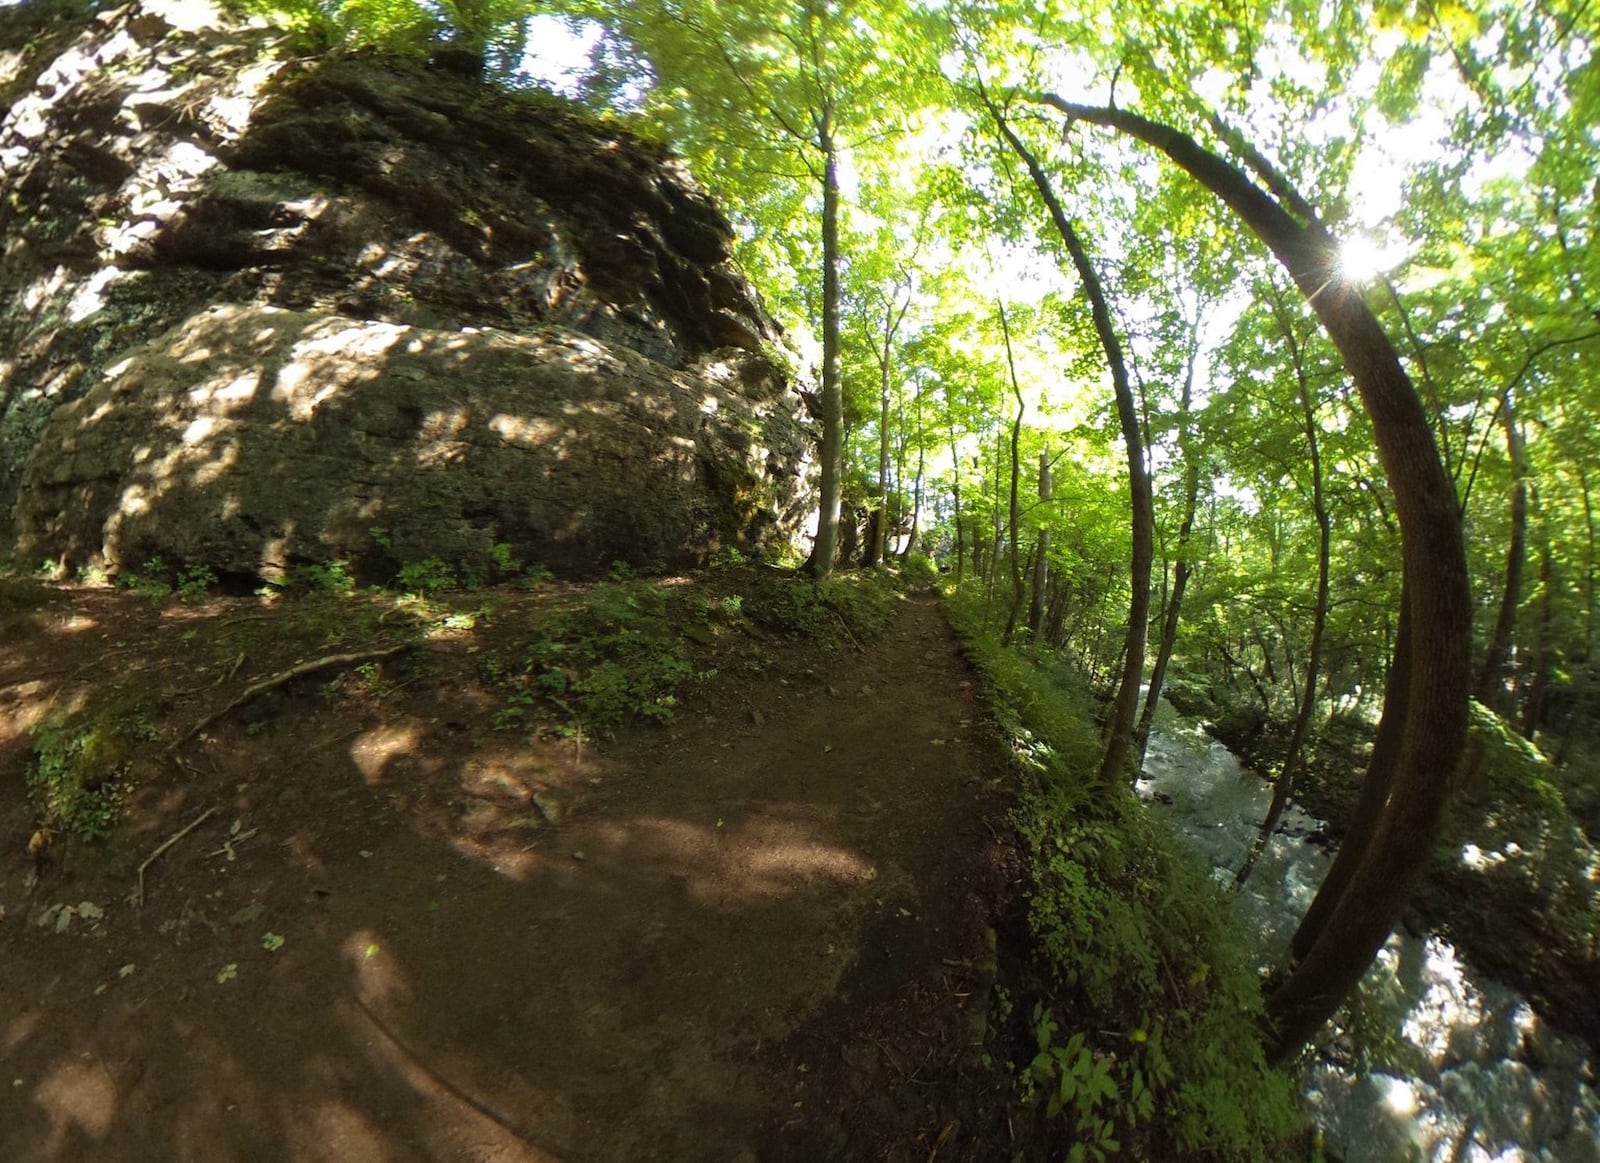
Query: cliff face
[[0, 0, 814, 579]]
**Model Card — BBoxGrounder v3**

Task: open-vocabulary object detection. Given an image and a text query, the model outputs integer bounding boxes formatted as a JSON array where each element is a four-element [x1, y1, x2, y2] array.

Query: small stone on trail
[[860, 684, 875, 697], [749, 709, 764, 726], [571, 851, 586, 861]]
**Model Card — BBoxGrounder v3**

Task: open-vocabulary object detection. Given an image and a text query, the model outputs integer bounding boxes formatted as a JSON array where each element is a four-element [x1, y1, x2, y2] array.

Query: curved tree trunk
[[985, 94, 1153, 788], [1290, 583, 1411, 959], [1038, 96, 1472, 1062]]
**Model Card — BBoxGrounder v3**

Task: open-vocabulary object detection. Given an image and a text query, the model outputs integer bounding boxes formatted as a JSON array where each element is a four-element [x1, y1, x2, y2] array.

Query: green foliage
[[176, 564, 217, 603], [27, 713, 156, 841], [282, 560, 357, 595], [898, 550, 939, 585], [396, 556, 458, 595], [119, 557, 172, 603], [945, 583, 1302, 1161], [385, 545, 544, 594], [1023, 1005, 1124, 1161], [746, 569, 898, 644], [483, 578, 695, 733], [228, 0, 441, 56]]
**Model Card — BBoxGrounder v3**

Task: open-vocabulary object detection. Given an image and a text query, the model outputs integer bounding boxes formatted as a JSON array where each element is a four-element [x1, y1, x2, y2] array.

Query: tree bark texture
[[809, 113, 844, 581]]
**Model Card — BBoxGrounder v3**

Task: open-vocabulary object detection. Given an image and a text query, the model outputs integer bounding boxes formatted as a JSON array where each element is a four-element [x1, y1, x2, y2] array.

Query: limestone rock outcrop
[[0, 0, 814, 578]]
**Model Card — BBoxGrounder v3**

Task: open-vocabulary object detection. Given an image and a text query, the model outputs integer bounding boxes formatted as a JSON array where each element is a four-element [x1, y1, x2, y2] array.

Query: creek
[[1138, 705, 1600, 1163]]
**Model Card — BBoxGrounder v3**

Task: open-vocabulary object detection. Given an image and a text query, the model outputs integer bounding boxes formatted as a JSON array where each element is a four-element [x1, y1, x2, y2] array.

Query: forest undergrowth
[[942, 585, 1309, 1162]]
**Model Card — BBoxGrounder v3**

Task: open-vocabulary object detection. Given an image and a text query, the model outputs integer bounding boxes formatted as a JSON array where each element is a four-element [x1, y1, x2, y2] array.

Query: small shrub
[[899, 550, 940, 584], [27, 715, 150, 841], [176, 564, 217, 603], [396, 557, 457, 595], [285, 560, 356, 594], [119, 557, 172, 602], [484, 578, 696, 733]]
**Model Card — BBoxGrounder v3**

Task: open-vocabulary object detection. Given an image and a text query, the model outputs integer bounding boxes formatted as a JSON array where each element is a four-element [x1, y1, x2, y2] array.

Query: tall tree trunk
[[1237, 307, 1332, 887], [869, 288, 913, 568], [868, 370, 890, 567], [948, 420, 965, 583], [1135, 331, 1202, 763], [1028, 448, 1053, 636], [1522, 500, 1553, 740], [903, 385, 926, 558], [1039, 97, 1471, 1062], [985, 94, 1152, 786], [999, 301, 1028, 646], [1474, 388, 1528, 709], [808, 111, 844, 581]]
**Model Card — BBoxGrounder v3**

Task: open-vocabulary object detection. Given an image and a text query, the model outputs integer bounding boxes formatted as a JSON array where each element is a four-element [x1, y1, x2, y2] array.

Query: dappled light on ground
[[348, 723, 424, 786], [596, 811, 878, 907], [34, 1058, 116, 1153], [0, 582, 1004, 1160]]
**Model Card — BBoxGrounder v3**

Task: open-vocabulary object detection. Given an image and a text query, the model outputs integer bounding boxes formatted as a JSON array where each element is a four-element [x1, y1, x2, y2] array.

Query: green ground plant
[[744, 567, 898, 644], [944, 584, 1304, 1161], [118, 557, 173, 603], [27, 712, 157, 841], [484, 576, 695, 734]]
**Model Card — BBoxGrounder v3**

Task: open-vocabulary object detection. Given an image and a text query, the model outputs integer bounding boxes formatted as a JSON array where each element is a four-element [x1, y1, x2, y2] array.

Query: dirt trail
[[1, 587, 1012, 1162]]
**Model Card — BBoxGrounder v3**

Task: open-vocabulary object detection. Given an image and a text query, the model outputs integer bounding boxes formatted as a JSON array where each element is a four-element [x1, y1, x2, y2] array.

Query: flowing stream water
[[1137, 705, 1600, 1163]]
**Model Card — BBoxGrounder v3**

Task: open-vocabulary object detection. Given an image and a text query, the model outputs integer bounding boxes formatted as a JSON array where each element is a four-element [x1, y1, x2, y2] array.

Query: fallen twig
[[135, 806, 215, 907], [204, 827, 259, 859], [170, 643, 414, 750], [829, 608, 862, 651]]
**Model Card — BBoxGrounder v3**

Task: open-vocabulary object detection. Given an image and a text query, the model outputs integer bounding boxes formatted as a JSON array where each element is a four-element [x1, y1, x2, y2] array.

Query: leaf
[[261, 932, 285, 951], [216, 963, 238, 984]]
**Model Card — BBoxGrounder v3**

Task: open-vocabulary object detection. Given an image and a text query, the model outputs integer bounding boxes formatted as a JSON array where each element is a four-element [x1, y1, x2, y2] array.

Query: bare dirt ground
[[0, 576, 1017, 1162]]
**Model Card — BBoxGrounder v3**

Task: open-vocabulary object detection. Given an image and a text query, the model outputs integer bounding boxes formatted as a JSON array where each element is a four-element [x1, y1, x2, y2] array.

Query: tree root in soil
[[169, 643, 416, 751]]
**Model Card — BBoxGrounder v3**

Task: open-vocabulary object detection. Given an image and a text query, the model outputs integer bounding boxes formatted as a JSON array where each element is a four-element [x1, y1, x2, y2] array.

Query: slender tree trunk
[[1474, 388, 1528, 709], [1037, 97, 1472, 1062], [1522, 502, 1553, 740], [808, 112, 843, 581], [1135, 333, 1202, 763], [903, 386, 926, 558], [868, 370, 890, 567], [999, 302, 1028, 646], [948, 421, 965, 583], [985, 94, 1152, 786], [1028, 448, 1052, 636], [1237, 312, 1332, 887]]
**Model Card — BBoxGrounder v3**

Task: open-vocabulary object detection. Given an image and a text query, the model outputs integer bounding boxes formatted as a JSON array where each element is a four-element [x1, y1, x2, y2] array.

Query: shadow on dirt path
[[1, 586, 1015, 1162]]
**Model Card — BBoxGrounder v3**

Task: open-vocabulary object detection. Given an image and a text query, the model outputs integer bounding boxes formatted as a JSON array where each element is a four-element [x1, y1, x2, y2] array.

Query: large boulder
[[0, 0, 815, 577], [14, 305, 811, 578]]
